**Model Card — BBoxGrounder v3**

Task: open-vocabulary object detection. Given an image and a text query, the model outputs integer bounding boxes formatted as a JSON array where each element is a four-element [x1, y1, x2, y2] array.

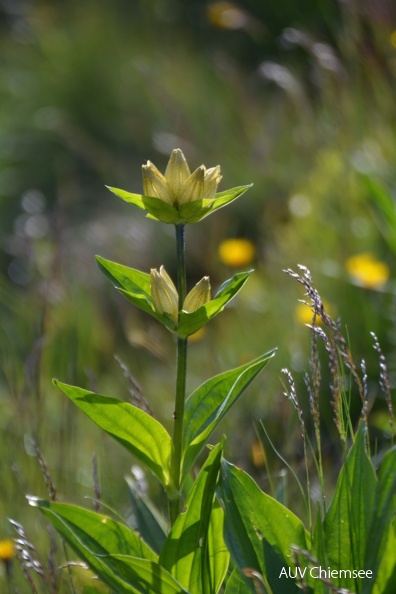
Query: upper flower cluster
[[106, 147, 251, 224], [142, 149, 222, 207]]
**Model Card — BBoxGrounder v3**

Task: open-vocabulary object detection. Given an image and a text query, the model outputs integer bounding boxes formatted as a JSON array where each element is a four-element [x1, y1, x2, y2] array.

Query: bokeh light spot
[[218, 238, 256, 267]]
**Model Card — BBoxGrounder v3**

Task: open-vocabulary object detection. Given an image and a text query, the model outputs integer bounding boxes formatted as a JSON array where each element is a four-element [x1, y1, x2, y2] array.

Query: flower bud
[[164, 148, 191, 198], [142, 161, 173, 204], [203, 165, 222, 199], [183, 276, 211, 313], [178, 166, 205, 205], [150, 266, 179, 323]]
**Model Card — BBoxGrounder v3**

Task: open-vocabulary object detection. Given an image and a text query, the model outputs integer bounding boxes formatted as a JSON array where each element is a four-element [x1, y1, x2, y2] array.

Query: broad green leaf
[[324, 422, 377, 592], [182, 351, 276, 480], [98, 555, 191, 594], [160, 443, 228, 594], [177, 271, 254, 338], [96, 256, 151, 301], [178, 185, 253, 223], [28, 498, 157, 594], [107, 186, 180, 224], [308, 508, 327, 594], [372, 523, 396, 594], [360, 175, 396, 255], [217, 460, 309, 594], [125, 473, 168, 554], [96, 256, 176, 331], [208, 500, 230, 594], [224, 568, 251, 594], [107, 185, 252, 225], [83, 586, 108, 594], [54, 380, 173, 490], [363, 445, 396, 594]]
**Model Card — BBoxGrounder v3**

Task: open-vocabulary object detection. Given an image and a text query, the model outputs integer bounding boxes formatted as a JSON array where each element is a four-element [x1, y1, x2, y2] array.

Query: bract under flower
[[150, 266, 179, 323]]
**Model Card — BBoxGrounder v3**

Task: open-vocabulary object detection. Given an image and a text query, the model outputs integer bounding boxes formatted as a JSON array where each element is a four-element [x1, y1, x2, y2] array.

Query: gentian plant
[[26, 151, 396, 594]]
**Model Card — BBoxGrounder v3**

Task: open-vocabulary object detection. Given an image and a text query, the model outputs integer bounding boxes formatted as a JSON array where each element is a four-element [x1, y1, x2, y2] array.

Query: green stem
[[169, 224, 188, 525]]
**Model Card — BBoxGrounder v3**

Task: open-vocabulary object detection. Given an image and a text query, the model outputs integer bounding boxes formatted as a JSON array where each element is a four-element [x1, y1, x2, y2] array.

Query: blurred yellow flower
[[391, 30, 396, 49], [295, 302, 324, 326], [207, 2, 248, 30], [346, 253, 390, 289], [218, 238, 255, 267], [0, 539, 14, 561], [188, 327, 207, 342], [251, 439, 266, 468]]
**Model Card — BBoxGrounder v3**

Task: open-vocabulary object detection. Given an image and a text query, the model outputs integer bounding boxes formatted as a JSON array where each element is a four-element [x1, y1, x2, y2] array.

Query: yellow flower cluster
[[150, 266, 211, 323], [142, 149, 222, 207], [295, 302, 324, 326]]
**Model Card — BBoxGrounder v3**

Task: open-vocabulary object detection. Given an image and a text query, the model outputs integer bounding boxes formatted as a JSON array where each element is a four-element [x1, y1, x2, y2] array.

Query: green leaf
[[217, 460, 309, 594], [178, 185, 253, 223], [107, 186, 180, 224], [182, 350, 276, 480], [371, 523, 396, 594], [360, 175, 396, 255], [177, 271, 254, 338], [96, 256, 176, 331], [125, 473, 168, 555], [208, 500, 230, 594], [97, 555, 191, 594], [224, 568, 251, 594], [363, 445, 396, 594], [106, 185, 252, 225], [308, 508, 327, 594], [53, 380, 173, 490], [28, 498, 157, 594], [324, 422, 377, 592], [160, 443, 228, 594]]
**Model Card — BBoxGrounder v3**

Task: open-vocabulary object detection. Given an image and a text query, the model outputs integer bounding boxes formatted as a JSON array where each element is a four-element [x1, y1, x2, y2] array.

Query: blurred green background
[[1, 0, 396, 590]]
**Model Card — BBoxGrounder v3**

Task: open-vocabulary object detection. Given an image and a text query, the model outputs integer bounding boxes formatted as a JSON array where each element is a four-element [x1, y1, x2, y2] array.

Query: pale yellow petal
[[165, 149, 191, 197], [178, 166, 205, 205], [183, 276, 211, 312], [150, 267, 179, 322], [203, 165, 222, 198], [142, 161, 173, 204]]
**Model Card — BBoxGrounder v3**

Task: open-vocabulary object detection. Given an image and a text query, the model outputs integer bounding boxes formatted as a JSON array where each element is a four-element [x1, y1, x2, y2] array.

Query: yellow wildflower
[[0, 539, 14, 561], [150, 266, 211, 323], [142, 149, 222, 207], [346, 253, 389, 289], [295, 302, 324, 326], [188, 327, 207, 342], [218, 238, 256, 267], [251, 439, 266, 468]]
